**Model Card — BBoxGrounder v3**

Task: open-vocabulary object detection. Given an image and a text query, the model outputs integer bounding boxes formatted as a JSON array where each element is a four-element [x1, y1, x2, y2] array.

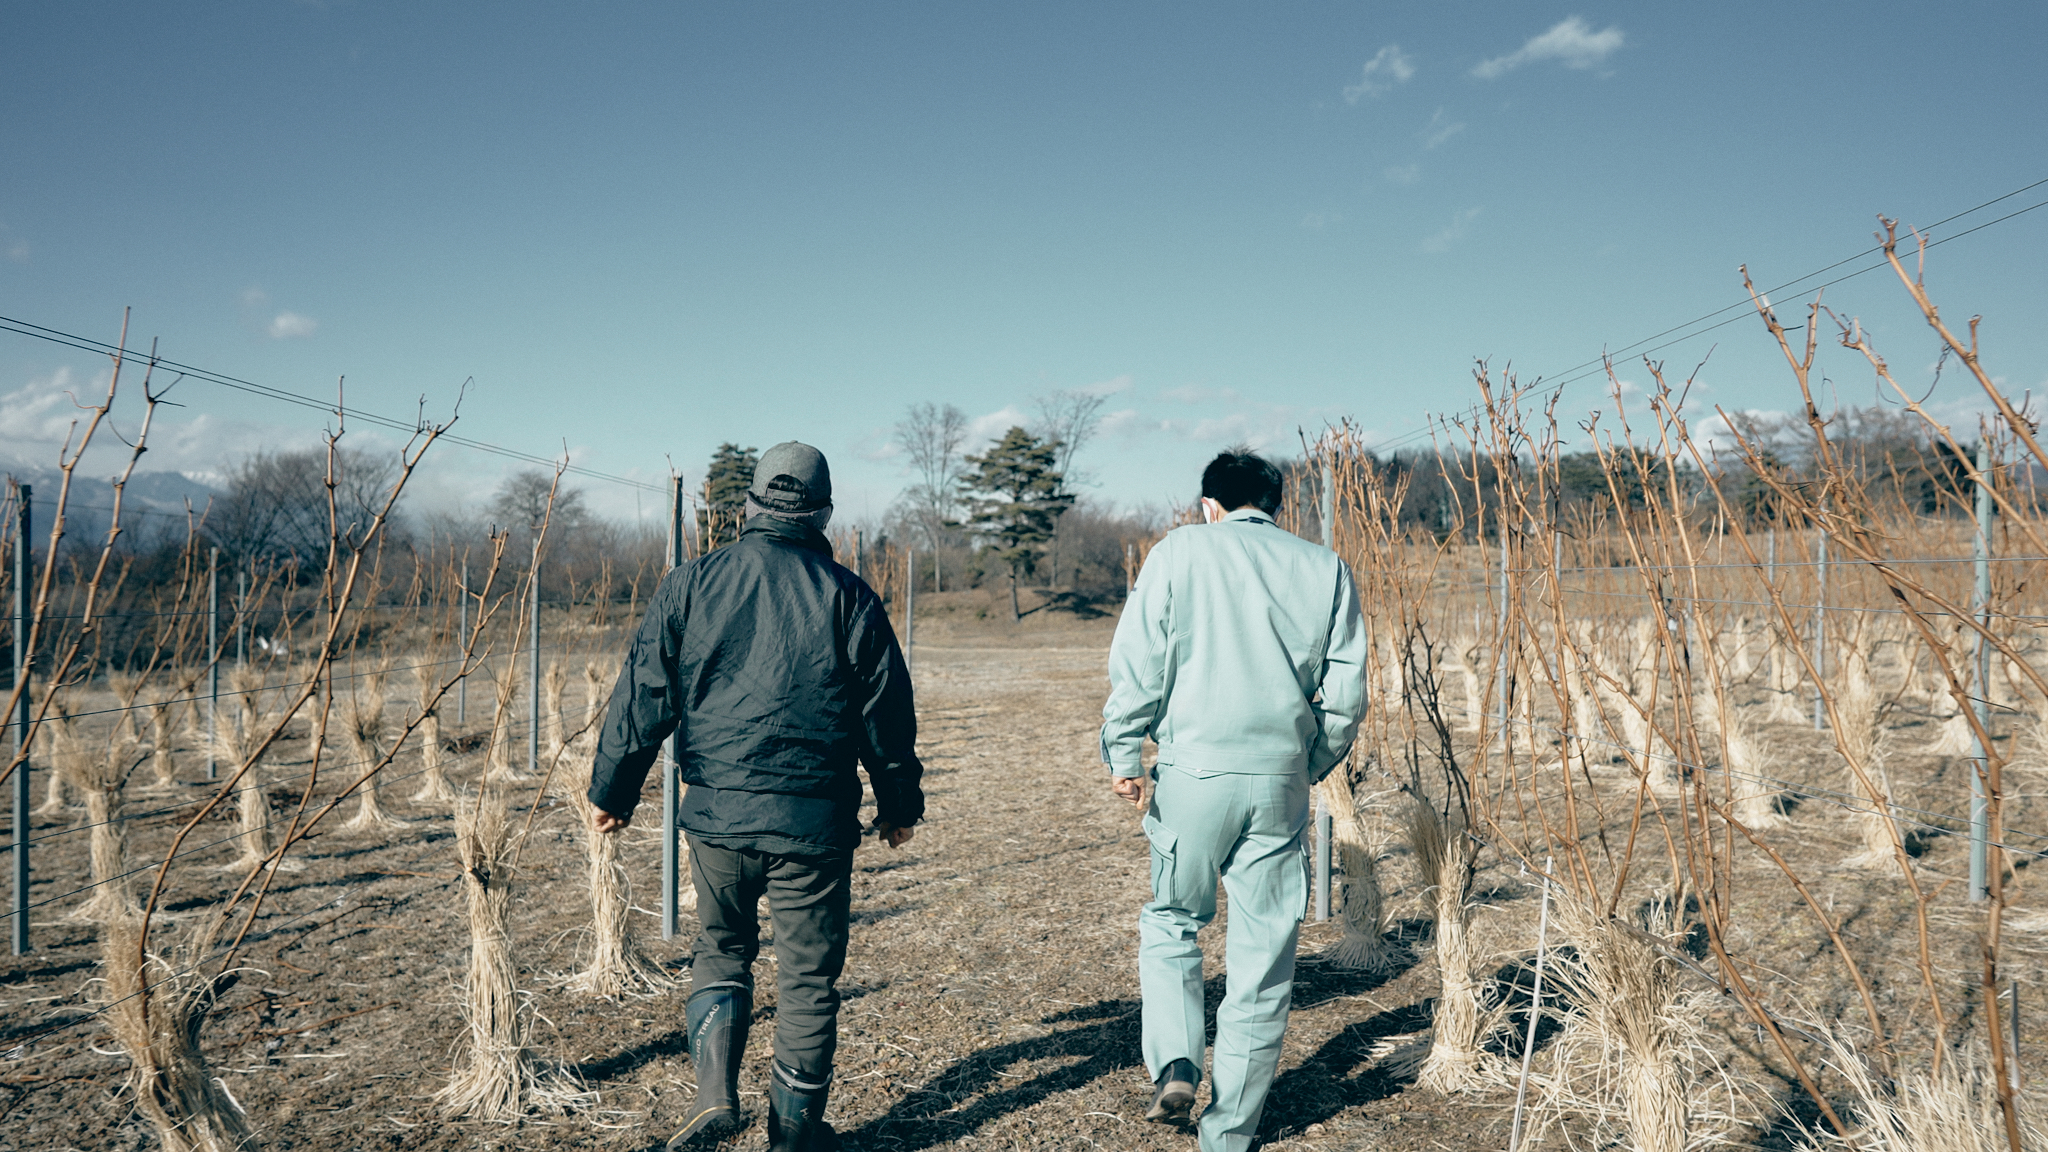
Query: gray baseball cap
[[749, 441, 833, 513]]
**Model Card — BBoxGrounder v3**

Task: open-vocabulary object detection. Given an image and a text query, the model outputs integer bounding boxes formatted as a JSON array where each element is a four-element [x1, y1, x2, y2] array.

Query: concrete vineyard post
[[11, 481, 30, 955], [1972, 437, 1994, 902], [663, 474, 684, 940]]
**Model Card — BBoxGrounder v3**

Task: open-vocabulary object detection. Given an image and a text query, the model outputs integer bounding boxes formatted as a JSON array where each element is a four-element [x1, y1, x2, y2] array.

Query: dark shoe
[[667, 983, 751, 1149], [767, 1061, 837, 1152], [1145, 1058, 1199, 1124]]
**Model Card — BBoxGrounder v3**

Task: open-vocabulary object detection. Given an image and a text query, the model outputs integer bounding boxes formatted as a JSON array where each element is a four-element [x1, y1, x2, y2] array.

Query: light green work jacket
[[1101, 506, 1368, 782]]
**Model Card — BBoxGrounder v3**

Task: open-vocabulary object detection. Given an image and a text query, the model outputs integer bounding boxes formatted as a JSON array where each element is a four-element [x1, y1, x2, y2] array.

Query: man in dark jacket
[[588, 441, 924, 1152]]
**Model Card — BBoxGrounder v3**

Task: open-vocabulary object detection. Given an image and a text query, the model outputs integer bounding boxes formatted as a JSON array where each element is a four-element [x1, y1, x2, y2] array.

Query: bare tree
[[1031, 389, 1108, 579], [895, 402, 969, 548], [1031, 389, 1108, 490], [490, 469, 589, 532], [208, 445, 400, 562]]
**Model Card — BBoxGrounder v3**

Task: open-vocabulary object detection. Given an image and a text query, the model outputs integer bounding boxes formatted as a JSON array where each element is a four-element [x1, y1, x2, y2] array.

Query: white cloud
[[1421, 107, 1465, 150], [1099, 408, 1151, 440], [1472, 16, 1625, 79], [268, 311, 319, 339], [1343, 45, 1416, 103], [0, 368, 92, 469], [1421, 206, 1483, 252], [851, 425, 900, 463], [0, 367, 323, 481], [967, 405, 1028, 446], [1156, 384, 1243, 405], [1383, 163, 1421, 185], [1079, 373, 1133, 396]]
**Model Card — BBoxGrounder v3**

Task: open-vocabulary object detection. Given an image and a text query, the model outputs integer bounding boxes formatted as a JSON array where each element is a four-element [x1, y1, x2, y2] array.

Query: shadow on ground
[[833, 957, 1420, 1152]]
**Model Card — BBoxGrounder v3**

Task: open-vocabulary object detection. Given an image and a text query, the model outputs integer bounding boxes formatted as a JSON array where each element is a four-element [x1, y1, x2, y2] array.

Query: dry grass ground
[[4, 588, 2046, 1150]]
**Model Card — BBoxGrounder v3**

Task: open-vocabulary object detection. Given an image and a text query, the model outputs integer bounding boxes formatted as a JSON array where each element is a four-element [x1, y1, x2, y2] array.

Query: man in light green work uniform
[[1102, 449, 1368, 1152]]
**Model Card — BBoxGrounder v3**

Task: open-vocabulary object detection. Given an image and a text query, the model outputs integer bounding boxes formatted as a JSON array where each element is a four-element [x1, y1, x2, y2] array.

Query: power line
[[0, 315, 684, 498], [1357, 177, 2048, 459]]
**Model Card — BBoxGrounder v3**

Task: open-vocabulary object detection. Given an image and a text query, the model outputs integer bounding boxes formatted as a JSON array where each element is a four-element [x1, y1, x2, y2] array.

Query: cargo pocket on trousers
[[1142, 813, 1179, 901]]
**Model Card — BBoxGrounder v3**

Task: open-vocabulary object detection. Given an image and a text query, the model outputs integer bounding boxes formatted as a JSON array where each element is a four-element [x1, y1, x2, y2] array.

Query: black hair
[[1201, 448, 1284, 515]]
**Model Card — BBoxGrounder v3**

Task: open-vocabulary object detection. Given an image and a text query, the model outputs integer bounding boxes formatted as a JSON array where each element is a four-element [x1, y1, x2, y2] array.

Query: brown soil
[[3, 587, 2044, 1150]]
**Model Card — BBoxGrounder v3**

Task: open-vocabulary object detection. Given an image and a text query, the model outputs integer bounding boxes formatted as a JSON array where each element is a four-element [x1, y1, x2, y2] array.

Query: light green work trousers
[[1139, 764, 1309, 1152]]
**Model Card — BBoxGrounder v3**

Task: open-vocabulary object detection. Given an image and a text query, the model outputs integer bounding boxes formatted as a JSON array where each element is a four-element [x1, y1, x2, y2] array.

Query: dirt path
[[1, 611, 1484, 1152], [25, 595, 2038, 1151]]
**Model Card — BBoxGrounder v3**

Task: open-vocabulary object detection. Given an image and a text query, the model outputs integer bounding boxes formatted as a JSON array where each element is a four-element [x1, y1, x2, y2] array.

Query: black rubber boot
[[1145, 1058, 1199, 1124], [767, 1061, 837, 1152], [667, 983, 751, 1149]]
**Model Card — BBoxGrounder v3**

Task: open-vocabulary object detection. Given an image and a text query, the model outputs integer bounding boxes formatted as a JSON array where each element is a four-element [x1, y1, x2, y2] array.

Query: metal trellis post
[[1971, 437, 1994, 902], [1813, 527, 1826, 731], [207, 547, 219, 780], [1315, 459, 1335, 922], [663, 475, 685, 939], [1498, 520, 1510, 731], [456, 557, 468, 729], [905, 548, 916, 676], [236, 565, 246, 669], [12, 481, 31, 955], [527, 539, 540, 779]]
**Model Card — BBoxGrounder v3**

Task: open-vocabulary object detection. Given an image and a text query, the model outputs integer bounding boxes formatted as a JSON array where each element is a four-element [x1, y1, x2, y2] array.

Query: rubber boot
[[767, 1061, 837, 1152], [667, 983, 751, 1149], [1146, 1057, 1199, 1124]]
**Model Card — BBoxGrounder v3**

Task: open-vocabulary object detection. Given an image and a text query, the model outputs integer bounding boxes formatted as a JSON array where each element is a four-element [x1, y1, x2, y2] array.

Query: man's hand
[[1110, 775, 1145, 809], [874, 821, 915, 849], [593, 809, 631, 835]]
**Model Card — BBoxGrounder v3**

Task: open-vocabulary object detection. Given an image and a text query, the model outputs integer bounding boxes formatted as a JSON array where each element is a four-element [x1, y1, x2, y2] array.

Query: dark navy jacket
[[587, 515, 924, 855]]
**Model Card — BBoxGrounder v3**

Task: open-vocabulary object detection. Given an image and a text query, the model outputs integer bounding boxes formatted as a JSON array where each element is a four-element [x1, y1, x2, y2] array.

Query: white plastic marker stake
[[1507, 855, 1553, 1152]]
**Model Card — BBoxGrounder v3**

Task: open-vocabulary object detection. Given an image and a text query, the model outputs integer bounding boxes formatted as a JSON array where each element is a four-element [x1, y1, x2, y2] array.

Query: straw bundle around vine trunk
[[99, 913, 256, 1152], [436, 785, 591, 1119]]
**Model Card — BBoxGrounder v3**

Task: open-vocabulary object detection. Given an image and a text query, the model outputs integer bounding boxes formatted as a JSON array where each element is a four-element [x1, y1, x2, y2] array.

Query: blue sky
[[3, 2, 2044, 525]]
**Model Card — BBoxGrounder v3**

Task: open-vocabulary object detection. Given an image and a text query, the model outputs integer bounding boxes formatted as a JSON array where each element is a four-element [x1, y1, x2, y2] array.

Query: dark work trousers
[[686, 834, 854, 1080]]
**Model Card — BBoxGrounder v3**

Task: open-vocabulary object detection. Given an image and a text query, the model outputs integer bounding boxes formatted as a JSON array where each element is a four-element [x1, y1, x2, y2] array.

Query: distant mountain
[[3, 466, 219, 550]]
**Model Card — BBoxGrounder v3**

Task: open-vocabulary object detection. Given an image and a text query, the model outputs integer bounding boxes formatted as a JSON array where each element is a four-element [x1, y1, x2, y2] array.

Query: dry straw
[[145, 692, 180, 791], [71, 723, 145, 923], [1319, 767, 1398, 972], [410, 662, 457, 805], [1514, 892, 1756, 1152], [98, 912, 256, 1152], [213, 668, 294, 875], [341, 656, 404, 831], [1405, 792, 1495, 1092], [1795, 1033, 2043, 1152], [483, 662, 527, 784], [38, 699, 79, 814], [438, 783, 593, 1119]]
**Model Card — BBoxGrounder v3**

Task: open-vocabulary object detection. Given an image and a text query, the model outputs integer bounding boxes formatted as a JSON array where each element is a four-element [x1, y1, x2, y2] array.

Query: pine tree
[[697, 443, 757, 550], [958, 427, 1073, 620]]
